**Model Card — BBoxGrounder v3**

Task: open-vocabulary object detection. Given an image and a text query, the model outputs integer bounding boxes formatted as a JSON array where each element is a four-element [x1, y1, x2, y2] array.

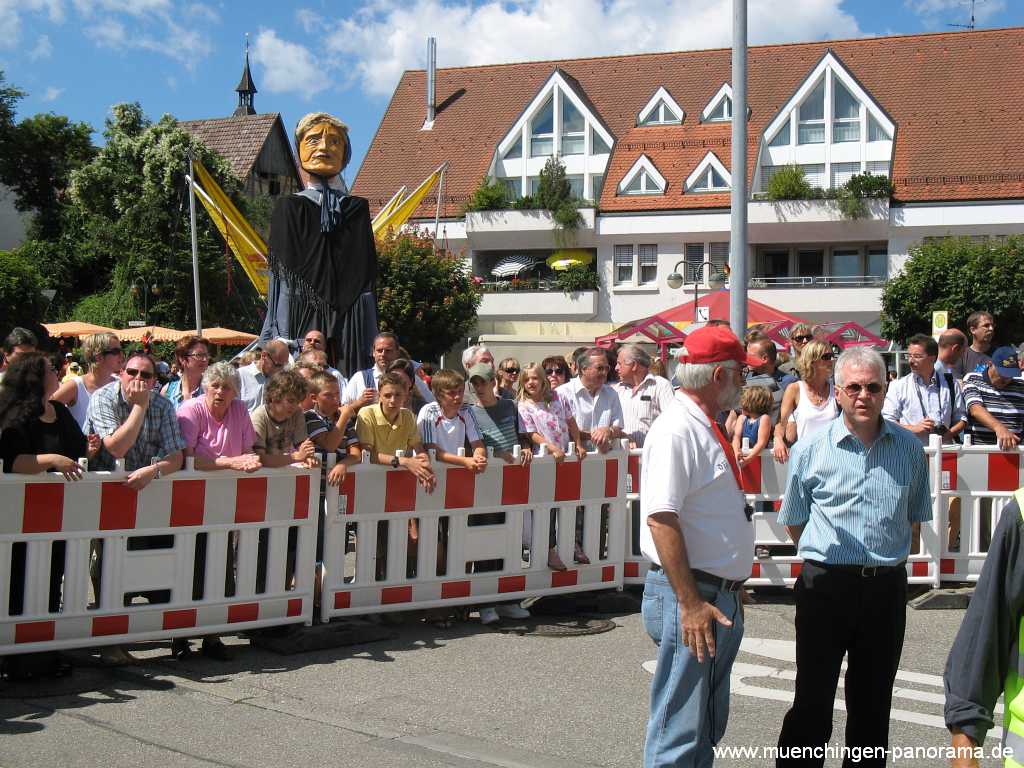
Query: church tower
[[233, 37, 257, 117]]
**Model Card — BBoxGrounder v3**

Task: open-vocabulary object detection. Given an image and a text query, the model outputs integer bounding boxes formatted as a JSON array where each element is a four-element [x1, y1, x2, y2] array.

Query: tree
[[881, 236, 1024, 344], [375, 231, 480, 362], [0, 70, 23, 148], [0, 250, 46, 334], [2, 113, 96, 238]]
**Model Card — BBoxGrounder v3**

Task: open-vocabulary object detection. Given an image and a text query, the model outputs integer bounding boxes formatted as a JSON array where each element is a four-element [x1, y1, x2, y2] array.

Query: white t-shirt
[[416, 402, 480, 455], [639, 391, 754, 580]]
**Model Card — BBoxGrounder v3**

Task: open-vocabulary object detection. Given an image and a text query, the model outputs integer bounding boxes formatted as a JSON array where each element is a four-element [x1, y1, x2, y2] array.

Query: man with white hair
[[461, 344, 496, 405], [556, 347, 624, 452], [775, 346, 931, 767], [639, 326, 759, 767], [613, 344, 675, 449]]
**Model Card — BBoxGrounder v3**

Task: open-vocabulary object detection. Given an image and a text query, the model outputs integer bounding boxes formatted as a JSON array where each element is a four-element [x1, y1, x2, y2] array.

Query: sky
[[1, 0, 1020, 184]]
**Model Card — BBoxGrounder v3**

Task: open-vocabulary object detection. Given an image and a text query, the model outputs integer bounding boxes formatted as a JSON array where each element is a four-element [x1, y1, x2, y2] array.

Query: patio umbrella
[[491, 254, 536, 278], [202, 327, 259, 346], [116, 325, 191, 342], [546, 249, 593, 271], [43, 321, 117, 338]]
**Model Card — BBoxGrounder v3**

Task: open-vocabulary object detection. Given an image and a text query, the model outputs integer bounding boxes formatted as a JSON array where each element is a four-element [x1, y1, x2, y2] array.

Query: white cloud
[[250, 28, 328, 99], [0, 0, 64, 50], [29, 34, 53, 60], [71, 0, 171, 17], [317, 0, 863, 97], [84, 7, 213, 68], [904, 0, 1005, 26], [41, 85, 63, 101]]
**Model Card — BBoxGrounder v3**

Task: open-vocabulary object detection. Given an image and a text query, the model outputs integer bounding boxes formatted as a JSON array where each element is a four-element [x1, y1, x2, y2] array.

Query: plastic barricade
[[0, 461, 318, 656], [319, 446, 627, 620], [931, 436, 1024, 583]]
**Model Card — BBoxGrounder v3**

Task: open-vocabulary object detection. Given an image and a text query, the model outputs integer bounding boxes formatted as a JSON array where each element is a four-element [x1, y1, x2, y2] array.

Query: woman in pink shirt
[[174, 361, 260, 661]]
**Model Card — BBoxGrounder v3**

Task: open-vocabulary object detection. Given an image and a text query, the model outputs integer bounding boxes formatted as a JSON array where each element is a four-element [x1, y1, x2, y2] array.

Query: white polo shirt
[[612, 374, 676, 447], [640, 391, 754, 581], [556, 378, 623, 433]]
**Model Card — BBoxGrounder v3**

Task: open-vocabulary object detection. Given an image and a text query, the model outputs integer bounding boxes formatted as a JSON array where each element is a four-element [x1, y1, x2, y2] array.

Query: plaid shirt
[[85, 380, 186, 471]]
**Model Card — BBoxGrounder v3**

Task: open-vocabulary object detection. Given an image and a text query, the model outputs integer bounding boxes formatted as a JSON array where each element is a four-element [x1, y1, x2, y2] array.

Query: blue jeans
[[642, 569, 744, 768]]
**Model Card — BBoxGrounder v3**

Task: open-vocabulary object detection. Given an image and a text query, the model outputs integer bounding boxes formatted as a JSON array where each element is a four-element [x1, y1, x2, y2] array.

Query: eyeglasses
[[124, 368, 155, 381], [102, 348, 124, 357], [503, 367, 520, 375], [304, 337, 324, 346], [792, 334, 813, 343], [841, 382, 884, 397], [544, 368, 566, 377], [186, 352, 210, 360], [906, 354, 930, 361], [263, 353, 286, 369], [818, 353, 835, 361]]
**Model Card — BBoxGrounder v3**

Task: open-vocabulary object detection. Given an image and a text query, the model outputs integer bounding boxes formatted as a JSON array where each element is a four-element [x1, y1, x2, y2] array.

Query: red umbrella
[[657, 288, 805, 329]]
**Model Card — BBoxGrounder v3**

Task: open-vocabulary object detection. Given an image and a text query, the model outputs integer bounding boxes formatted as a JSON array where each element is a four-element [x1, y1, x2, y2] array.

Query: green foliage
[[511, 194, 535, 210], [881, 236, 1024, 344], [846, 172, 893, 199], [375, 231, 481, 361], [0, 250, 46, 334], [553, 263, 600, 293], [835, 185, 867, 220], [766, 165, 812, 200], [463, 177, 508, 213]]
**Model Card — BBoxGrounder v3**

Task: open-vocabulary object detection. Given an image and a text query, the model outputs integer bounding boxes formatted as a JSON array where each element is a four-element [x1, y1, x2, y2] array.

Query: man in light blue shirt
[[775, 346, 931, 768], [883, 333, 966, 446]]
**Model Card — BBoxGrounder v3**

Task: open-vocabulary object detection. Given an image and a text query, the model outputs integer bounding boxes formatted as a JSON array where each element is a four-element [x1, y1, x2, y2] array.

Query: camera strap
[[912, 372, 950, 427]]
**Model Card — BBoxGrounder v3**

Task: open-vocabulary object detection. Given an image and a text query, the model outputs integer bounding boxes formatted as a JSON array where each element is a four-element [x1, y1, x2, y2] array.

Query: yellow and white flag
[[372, 162, 447, 237]]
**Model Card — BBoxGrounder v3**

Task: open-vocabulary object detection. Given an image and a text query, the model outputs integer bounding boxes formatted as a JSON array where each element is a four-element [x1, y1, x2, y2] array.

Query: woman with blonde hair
[[52, 332, 124, 428], [772, 340, 838, 463]]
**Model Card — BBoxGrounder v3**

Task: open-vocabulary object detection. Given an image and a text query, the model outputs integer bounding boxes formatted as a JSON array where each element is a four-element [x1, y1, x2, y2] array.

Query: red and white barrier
[[0, 461, 318, 656], [319, 446, 627, 620]]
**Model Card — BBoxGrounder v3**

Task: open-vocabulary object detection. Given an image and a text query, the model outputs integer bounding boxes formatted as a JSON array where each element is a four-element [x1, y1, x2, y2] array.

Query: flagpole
[[188, 152, 203, 334]]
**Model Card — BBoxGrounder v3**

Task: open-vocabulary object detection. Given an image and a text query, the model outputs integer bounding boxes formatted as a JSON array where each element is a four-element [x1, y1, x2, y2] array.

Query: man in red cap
[[639, 325, 760, 767]]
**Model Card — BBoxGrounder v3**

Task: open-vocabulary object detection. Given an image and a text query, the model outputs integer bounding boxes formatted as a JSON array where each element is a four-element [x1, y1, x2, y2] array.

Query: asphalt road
[[0, 588, 998, 767]]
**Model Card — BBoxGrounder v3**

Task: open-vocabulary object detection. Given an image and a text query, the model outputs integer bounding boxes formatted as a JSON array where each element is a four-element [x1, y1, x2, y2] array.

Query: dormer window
[[637, 87, 684, 126], [591, 127, 611, 154], [685, 152, 731, 192], [707, 97, 731, 122], [530, 96, 554, 157], [619, 155, 666, 195], [798, 80, 825, 144], [868, 114, 891, 142], [701, 84, 734, 123], [504, 135, 522, 159], [832, 79, 860, 143], [769, 121, 790, 147]]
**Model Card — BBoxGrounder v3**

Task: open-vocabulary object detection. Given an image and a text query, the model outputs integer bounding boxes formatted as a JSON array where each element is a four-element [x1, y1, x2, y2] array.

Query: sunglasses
[[841, 382, 884, 397], [186, 352, 210, 360], [263, 353, 286, 369], [792, 334, 813, 343], [503, 367, 520, 375], [304, 337, 324, 346], [102, 348, 124, 356], [124, 368, 155, 381], [544, 368, 566, 377]]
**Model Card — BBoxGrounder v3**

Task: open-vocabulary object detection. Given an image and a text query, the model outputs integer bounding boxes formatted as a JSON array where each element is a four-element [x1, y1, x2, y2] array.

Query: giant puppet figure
[[259, 112, 378, 378]]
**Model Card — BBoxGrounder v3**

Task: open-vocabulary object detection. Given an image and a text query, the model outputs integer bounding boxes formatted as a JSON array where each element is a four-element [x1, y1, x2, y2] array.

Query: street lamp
[[666, 260, 727, 322], [131, 278, 159, 325]]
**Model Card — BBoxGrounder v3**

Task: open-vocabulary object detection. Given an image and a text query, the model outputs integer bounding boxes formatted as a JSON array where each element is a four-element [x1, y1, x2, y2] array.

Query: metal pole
[[187, 153, 203, 334], [729, 0, 749, 335]]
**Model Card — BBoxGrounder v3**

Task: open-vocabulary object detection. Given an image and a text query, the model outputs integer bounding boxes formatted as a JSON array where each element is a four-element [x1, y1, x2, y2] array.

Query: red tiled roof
[[352, 27, 1024, 218], [178, 113, 286, 181]]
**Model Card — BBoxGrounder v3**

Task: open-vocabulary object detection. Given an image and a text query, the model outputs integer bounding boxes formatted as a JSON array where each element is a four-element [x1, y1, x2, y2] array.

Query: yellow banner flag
[[192, 160, 270, 297], [372, 162, 447, 237], [372, 185, 407, 229]]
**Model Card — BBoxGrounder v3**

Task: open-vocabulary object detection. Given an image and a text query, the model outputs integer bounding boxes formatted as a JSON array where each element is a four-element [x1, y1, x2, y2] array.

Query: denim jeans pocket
[[642, 591, 664, 645]]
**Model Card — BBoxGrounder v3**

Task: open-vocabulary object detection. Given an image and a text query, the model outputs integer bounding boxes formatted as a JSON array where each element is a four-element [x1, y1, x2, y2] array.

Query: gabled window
[[561, 98, 585, 155], [832, 79, 860, 143], [768, 121, 790, 147], [530, 96, 554, 157], [503, 135, 522, 160], [798, 79, 825, 145], [618, 155, 666, 195], [685, 152, 731, 193], [867, 114, 891, 142], [701, 84, 733, 123], [637, 87, 684, 126], [591, 127, 611, 154]]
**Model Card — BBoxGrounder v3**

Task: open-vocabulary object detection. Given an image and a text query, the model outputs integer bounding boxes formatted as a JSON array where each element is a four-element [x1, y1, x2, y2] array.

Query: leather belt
[[648, 564, 746, 592], [809, 560, 906, 577]]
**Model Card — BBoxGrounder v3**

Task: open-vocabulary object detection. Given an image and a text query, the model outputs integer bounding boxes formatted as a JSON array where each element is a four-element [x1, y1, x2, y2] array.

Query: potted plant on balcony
[[536, 157, 583, 245]]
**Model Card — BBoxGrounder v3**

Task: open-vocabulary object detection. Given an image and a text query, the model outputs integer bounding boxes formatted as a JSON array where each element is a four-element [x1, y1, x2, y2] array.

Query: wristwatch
[[390, 456, 400, 469]]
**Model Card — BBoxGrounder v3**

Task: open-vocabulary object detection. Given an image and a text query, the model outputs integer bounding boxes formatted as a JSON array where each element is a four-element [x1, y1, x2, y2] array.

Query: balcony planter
[[465, 208, 597, 249]]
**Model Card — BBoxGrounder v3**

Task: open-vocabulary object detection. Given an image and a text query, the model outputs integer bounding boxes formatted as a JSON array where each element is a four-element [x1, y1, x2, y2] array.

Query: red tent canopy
[[657, 289, 805, 328]]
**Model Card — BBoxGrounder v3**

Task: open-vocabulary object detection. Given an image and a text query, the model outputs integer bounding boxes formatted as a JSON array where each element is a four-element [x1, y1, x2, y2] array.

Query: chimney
[[423, 37, 436, 130]]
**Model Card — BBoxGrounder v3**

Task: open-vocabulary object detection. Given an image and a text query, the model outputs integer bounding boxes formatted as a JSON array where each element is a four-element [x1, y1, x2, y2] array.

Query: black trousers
[[776, 561, 907, 768]]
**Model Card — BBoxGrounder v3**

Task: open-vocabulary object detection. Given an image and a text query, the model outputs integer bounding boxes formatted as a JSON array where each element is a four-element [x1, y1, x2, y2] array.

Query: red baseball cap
[[678, 326, 762, 367]]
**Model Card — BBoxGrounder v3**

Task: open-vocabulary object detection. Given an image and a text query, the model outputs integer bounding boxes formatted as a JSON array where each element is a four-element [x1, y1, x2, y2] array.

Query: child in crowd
[[467, 362, 533, 624], [250, 370, 318, 468], [417, 369, 487, 473], [355, 372, 434, 489], [293, 363, 320, 413], [516, 363, 588, 571], [304, 371, 360, 486], [732, 385, 773, 469]]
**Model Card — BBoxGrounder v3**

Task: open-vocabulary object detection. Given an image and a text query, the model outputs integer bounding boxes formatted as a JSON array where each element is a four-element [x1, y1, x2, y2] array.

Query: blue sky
[[2, 0, 1020, 182]]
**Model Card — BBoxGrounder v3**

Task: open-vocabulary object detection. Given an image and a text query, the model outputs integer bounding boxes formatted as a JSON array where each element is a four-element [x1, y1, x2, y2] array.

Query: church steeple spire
[[234, 35, 257, 117]]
